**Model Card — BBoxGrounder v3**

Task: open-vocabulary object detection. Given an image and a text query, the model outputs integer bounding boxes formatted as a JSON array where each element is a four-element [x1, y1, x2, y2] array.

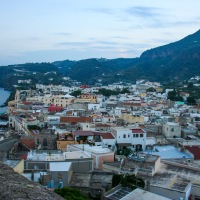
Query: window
[[123, 134, 126, 138], [136, 134, 138, 137], [140, 134, 143, 137], [133, 145, 135, 148], [58, 173, 62, 180], [171, 128, 174, 132], [133, 134, 135, 137], [128, 134, 130, 138]]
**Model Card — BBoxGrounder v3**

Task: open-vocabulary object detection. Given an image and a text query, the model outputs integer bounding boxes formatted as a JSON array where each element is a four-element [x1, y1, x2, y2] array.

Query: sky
[[0, 0, 200, 65]]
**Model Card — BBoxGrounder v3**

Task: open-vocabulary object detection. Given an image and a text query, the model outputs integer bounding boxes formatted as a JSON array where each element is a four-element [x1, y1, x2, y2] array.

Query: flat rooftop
[[27, 153, 65, 161], [129, 153, 159, 163], [139, 161, 200, 192], [64, 151, 91, 159], [111, 127, 131, 131], [165, 122, 179, 126], [182, 140, 200, 146], [72, 144, 112, 154], [121, 188, 171, 200], [143, 145, 192, 159]]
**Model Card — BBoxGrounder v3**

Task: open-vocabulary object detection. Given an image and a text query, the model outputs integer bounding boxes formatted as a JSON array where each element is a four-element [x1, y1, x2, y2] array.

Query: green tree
[[27, 125, 41, 130], [146, 87, 156, 92], [70, 90, 82, 97], [96, 88, 120, 97], [54, 187, 89, 200], [187, 96, 196, 105], [187, 82, 194, 88], [167, 89, 183, 101], [121, 87, 130, 94], [112, 174, 145, 189]]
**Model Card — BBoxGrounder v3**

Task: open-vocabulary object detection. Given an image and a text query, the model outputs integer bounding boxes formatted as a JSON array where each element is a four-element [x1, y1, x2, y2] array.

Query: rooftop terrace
[[143, 145, 192, 160]]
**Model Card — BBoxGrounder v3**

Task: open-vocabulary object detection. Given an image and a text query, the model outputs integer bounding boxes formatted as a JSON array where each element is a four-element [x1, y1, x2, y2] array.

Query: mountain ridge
[[1, 29, 200, 88]]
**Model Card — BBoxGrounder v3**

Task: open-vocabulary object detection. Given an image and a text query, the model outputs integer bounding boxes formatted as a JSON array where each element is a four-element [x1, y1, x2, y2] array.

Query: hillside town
[[1, 79, 200, 200]]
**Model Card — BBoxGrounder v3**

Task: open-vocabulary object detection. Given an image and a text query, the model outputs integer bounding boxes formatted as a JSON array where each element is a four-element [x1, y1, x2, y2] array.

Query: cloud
[[88, 7, 113, 15], [55, 32, 71, 36], [56, 41, 90, 46], [27, 37, 41, 41], [163, 20, 199, 27], [96, 40, 118, 45], [55, 38, 154, 53], [126, 6, 163, 18], [56, 40, 118, 48], [147, 19, 200, 29]]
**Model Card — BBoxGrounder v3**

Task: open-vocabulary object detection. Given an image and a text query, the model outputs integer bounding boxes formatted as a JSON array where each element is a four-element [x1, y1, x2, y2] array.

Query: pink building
[[66, 144, 114, 170], [48, 105, 63, 113]]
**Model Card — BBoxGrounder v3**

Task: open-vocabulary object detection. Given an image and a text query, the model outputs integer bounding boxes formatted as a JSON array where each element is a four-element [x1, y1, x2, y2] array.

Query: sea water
[[0, 88, 11, 114]]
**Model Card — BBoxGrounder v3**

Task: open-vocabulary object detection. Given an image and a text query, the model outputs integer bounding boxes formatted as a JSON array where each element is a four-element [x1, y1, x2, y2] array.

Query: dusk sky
[[0, 0, 200, 65]]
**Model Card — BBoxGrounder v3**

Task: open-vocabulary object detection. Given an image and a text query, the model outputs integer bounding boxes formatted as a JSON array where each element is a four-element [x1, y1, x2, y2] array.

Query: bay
[[0, 88, 11, 114]]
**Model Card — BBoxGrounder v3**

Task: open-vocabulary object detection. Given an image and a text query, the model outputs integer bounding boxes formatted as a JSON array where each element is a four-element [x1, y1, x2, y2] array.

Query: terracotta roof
[[194, 105, 200, 109], [185, 146, 200, 160], [66, 110, 73, 115], [20, 154, 28, 160], [20, 138, 35, 150], [92, 132, 103, 135], [60, 116, 93, 124], [131, 129, 145, 133], [101, 133, 115, 139], [139, 125, 145, 129], [80, 84, 89, 88]]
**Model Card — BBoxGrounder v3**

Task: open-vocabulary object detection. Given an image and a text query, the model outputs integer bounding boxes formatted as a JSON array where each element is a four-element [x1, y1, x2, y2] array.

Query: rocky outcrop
[[0, 162, 64, 200]]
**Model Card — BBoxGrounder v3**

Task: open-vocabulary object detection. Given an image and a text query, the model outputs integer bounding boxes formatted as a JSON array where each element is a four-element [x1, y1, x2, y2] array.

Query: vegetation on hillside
[[112, 174, 145, 189], [1, 30, 200, 87], [54, 187, 89, 200]]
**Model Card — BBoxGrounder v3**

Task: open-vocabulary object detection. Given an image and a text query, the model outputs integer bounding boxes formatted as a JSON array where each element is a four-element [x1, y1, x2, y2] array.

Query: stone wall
[[0, 162, 64, 200]]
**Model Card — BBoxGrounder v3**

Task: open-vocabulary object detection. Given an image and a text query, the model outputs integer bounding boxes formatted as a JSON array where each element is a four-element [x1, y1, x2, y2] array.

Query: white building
[[101, 133, 116, 148], [88, 103, 101, 111], [162, 122, 181, 138], [111, 127, 146, 151]]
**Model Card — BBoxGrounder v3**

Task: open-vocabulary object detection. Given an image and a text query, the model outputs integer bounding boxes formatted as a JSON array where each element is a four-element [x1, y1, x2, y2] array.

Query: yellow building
[[120, 113, 144, 124], [27, 95, 75, 108], [75, 94, 97, 103], [26, 96, 43, 102], [53, 95, 75, 107], [138, 93, 147, 98], [155, 87, 163, 93], [57, 140, 80, 151], [8, 100, 17, 113], [4, 159, 24, 173]]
